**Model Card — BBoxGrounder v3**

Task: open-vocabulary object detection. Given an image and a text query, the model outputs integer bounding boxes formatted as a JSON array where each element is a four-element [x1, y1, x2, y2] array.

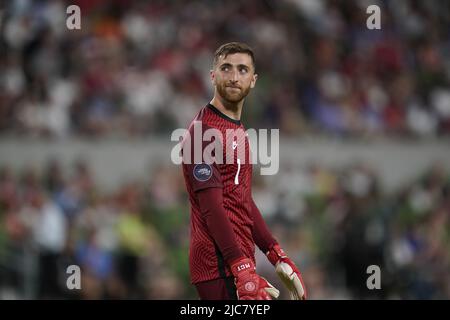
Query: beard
[[216, 83, 251, 103]]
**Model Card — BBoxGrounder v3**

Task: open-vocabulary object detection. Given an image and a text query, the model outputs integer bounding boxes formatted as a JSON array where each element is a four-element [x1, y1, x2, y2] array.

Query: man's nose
[[230, 69, 239, 82]]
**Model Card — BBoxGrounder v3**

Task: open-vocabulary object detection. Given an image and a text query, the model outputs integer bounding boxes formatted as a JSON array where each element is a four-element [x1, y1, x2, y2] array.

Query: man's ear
[[210, 70, 216, 85], [250, 73, 258, 89]]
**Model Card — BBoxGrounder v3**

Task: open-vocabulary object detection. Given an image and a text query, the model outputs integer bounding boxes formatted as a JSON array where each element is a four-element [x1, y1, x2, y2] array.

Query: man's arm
[[197, 187, 243, 264], [250, 197, 307, 300], [250, 198, 277, 253], [196, 187, 279, 300]]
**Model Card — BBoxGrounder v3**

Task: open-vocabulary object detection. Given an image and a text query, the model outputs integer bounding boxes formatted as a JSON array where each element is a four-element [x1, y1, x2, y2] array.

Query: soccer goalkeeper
[[180, 42, 307, 300]]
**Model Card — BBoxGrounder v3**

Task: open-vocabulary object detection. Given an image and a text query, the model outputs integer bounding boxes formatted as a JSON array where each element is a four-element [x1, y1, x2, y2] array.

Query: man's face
[[211, 53, 258, 103]]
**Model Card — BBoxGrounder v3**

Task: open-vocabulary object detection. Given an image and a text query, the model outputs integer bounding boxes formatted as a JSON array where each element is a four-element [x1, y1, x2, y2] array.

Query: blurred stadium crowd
[[0, 0, 450, 300], [0, 159, 449, 299], [0, 159, 190, 299], [1, 0, 450, 138]]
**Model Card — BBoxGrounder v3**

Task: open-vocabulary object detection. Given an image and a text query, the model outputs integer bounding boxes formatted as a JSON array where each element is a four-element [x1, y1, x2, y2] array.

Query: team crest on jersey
[[193, 164, 212, 182]]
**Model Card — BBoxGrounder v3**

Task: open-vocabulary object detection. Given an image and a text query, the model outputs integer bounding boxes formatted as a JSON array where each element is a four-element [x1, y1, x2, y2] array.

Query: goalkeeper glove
[[230, 257, 280, 300], [266, 244, 307, 300]]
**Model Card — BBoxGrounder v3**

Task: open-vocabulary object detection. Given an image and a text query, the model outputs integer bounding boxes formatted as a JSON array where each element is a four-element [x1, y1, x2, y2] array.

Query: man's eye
[[222, 66, 229, 71], [240, 68, 248, 73]]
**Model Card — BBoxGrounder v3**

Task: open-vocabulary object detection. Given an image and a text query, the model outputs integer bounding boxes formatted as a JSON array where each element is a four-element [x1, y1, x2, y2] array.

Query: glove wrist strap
[[266, 243, 287, 266], [230, 257, 255, 278]]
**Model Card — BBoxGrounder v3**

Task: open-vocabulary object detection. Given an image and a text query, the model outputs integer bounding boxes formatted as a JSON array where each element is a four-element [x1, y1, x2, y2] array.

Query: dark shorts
[[195, 276, 238, 300]]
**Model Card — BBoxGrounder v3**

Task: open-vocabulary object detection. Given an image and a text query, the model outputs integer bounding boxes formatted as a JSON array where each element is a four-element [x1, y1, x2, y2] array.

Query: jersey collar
[[207, 103, 241, 126]]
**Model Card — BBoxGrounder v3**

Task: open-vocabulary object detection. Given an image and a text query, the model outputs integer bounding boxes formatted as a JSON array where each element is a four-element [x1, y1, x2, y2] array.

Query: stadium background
[[0, 0, 449, 299]]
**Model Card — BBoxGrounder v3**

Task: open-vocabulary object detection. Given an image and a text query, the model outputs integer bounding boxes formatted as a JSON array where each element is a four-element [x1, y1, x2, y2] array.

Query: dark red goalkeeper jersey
[[181, 104, 261, 284]]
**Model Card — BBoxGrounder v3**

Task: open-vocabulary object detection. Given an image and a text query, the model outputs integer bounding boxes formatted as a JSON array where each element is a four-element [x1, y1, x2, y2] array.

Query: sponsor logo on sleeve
[[193, 164, 213, 182]]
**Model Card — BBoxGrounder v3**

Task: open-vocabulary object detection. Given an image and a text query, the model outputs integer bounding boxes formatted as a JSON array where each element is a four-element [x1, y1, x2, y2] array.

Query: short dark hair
[[213, 42, 256, 70]]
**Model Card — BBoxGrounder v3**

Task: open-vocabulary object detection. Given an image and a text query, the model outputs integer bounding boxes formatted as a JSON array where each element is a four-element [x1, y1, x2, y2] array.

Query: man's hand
[[230, 257, 280, 300], [266, 244, 307, 300]]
